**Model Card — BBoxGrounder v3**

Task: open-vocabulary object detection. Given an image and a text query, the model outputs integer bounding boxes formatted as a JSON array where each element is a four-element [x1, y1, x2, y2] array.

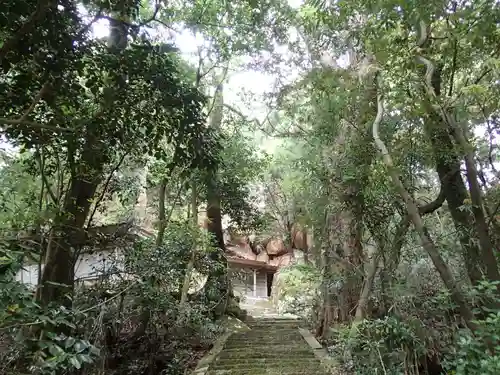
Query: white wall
[[15, 264, 39, 286], [230, 267, 270, 299], [15, 249, 124, 287], [74, 250, 123, 281]]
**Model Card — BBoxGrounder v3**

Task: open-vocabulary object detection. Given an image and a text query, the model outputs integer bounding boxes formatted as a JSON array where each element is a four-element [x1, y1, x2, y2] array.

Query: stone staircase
[[206, 318, 328, 375]]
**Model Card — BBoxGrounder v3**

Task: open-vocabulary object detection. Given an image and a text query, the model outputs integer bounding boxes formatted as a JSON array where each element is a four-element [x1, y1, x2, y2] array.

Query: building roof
[[227, 256, 278, 272]]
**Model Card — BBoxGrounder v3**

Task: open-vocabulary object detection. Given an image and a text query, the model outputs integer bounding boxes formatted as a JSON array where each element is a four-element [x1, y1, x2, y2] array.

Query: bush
[[0, 249, 100, 375], [272, 263, 321, 319], [0, 221, 226, 375], [444, 280, 500, 375], [336, 316, 428, 375]]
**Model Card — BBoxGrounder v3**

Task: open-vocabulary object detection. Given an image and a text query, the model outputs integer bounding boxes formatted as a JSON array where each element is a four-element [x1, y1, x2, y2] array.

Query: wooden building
[[228, 257, 277, 300]]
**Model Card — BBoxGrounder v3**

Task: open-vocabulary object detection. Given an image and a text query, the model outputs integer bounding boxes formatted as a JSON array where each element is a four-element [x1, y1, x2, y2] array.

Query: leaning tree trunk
[[37, 141, 104, 306], [372, 78, 478, 333], [417, 23, 498, 287]]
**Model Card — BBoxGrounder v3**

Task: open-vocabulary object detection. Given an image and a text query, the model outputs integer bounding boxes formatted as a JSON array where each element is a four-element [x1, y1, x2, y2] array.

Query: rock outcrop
[[224, 232, 296, 270], [266, 238, 287, 256], [226, 244, 256, 261], [223, 225, 315, 271]]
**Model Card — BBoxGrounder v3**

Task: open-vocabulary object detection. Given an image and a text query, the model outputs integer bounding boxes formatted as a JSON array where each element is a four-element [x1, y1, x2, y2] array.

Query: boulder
[[266, 238, 287, 256], [226, 245, 256, 260], [291, 224, 308, 251], [256, 250, 269, 263], [269, 253, 292, 267], [227, 233, 252, 248]]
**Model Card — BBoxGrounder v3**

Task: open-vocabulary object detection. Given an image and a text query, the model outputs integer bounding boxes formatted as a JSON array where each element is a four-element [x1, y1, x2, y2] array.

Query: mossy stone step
[[204, 317, 328, 375], [208, 370, 326, 375], [231, 334, 301, 338], [225, 339, 304, 345], [247, 319, 301, 324], [246, 326, 302, 332], [247, 321, 301, 328], [217, 349, 314, 359], [213, 358, 320, 367], [224, 340, 304, 352], [216, 355, 317, 362], [232, 328, 300, 332], [226, 334, 304, 341], [210, 365, 324, 373], [223, 344, 308, 351], [226, 336, 304, 341], [211, 363, 323, 371], [231, 331, 300, 337]]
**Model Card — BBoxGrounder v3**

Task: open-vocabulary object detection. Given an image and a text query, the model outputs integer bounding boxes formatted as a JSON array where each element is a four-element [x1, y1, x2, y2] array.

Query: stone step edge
[[297, 327, 341, 374], [212, 361, 323, 368], [208, 373, 326, 375], [192, 330, 231, 375]]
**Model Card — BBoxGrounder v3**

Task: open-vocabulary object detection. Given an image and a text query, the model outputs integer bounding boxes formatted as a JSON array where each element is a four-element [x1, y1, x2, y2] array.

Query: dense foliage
[[1, 0, 500, 374]]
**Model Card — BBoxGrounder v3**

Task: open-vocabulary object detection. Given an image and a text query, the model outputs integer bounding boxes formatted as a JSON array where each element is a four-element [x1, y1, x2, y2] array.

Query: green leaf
[[64, 336, 76, 349], [74, 341, 86, 353], [48, 344, 64, 357], [69, 356, 81, 369], [78, 354, 94, 364]]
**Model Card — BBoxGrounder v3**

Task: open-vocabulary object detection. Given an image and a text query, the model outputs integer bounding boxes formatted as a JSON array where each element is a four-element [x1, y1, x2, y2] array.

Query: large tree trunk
[[421, 54, 498, 287], [336, 63, 378, 321], [373, 82, 478, 333], [203, 79, 230, 317], [423, 111, 484, 285], [37, 136, 104, 306]]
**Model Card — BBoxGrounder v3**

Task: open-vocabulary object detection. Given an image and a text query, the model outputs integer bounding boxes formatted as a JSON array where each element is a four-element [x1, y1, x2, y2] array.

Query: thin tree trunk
[[416, 24, 496, 286], [203, 76, 230, 318], [354, 250, 380, 321], [373, 84, 477, 333], [156, 178, 167, 246], [178, 183, 198, 312]]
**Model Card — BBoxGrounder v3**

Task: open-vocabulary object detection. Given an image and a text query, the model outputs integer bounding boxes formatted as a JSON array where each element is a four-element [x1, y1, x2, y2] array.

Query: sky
[[88, 2, 305, 153], [4, 2, 495, 175], [0, 7, 289, 156], [92, 22, 280, 118]]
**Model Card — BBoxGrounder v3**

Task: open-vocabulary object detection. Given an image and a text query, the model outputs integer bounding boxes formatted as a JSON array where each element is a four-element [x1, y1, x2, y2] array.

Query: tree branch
[[18, 82, 51, 122], [419, 187, 446, 215], [35, 146, 58, 205], [0, 118, 73, 133], [373, 70, 477, 333], [86, 153, 128, 229]]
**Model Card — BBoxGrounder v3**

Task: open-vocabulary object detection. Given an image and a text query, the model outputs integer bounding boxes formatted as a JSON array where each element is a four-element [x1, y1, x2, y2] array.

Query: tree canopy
[[1, 0, 499, 374]]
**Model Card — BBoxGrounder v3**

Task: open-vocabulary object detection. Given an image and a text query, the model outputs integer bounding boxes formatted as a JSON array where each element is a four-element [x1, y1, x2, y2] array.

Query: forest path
[[195, 299, 339, 375]]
